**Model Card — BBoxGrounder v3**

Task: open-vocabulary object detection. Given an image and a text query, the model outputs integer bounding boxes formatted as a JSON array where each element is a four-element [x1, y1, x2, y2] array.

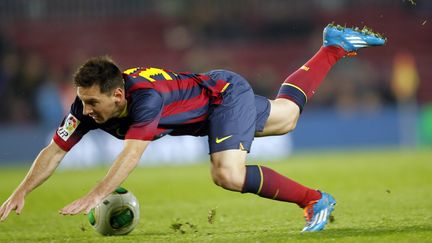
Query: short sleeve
[[53, 97, 94, 151], [125, 89, 164, 141]]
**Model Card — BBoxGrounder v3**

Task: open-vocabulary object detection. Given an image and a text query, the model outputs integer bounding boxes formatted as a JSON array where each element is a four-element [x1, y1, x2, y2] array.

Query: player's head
[[74, 56, 126, 123]]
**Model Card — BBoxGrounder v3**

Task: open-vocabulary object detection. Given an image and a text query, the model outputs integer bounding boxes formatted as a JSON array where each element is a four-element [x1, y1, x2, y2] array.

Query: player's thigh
[[207, 72, 257, 154], [208, 103, 252, 190], [210, 149, 247, 191], [255, 98, 300, 137]]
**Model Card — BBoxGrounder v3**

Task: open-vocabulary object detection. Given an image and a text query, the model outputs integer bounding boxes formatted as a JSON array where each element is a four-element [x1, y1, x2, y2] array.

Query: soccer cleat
[[301, 191, 336, 232], [323, 23, 386, 54]]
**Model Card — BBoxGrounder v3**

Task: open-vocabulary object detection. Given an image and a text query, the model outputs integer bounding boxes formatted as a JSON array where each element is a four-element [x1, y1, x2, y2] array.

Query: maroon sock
[[242, 165, 321, 208], [276, 46, 347, 111]]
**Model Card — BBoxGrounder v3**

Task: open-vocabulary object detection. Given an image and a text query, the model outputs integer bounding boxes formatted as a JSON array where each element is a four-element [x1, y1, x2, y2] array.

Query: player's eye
[[85, 100, 98, 106]]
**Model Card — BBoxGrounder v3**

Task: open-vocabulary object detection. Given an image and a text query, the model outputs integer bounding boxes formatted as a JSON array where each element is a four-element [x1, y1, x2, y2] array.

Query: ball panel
[[114, 187, 128, 194], [110, 207, 134, 229], [88, 208, 96, 226]]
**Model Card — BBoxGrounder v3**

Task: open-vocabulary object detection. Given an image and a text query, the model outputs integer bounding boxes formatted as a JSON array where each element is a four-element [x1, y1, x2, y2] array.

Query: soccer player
[[0, 24, 385, 232]]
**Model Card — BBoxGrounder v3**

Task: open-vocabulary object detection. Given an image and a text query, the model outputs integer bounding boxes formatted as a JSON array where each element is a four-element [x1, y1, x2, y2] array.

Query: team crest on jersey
[[57, 114, 80, 141]]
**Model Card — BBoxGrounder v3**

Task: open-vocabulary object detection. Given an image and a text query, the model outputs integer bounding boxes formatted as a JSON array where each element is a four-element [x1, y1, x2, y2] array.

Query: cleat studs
[[347, 52, 358, 57]]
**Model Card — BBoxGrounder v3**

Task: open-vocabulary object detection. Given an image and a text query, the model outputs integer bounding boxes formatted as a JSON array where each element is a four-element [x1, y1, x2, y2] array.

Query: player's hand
[[0, 192, 25, 222], [59, 194, 102, 215]]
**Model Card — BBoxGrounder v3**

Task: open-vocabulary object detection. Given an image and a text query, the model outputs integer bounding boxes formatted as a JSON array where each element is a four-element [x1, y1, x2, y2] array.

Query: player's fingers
[[0, 209, 5, 221], [0, 204, 6, 217], [0, 201, 11, 221], [0, 205, 13, 221], [15, 200, 25, 215], [83, 199, 98, 215], [70, 203, 87, 215], [64, 207, 80, 215], [59, 204, 73, 215], [75, 199, 95, 215], [84, 205, 93, 215], [0, 199, 10, 213], [60, 199, 79, 214], [59, 206, 72, 215], [60, 201, 81, 215], [0, 212, 8, 222]]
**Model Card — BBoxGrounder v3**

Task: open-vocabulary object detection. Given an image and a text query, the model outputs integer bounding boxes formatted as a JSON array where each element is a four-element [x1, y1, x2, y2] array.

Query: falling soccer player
[[0, 24, 386, 232]]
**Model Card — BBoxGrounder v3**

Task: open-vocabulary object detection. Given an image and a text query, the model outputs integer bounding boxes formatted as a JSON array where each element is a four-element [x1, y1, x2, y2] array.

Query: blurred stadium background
[[0, 0, 431, 168]]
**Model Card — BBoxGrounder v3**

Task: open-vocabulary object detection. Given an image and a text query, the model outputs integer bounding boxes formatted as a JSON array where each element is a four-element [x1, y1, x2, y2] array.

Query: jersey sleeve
[[53, 97, 95, 151], [125, 89, 164, 141]]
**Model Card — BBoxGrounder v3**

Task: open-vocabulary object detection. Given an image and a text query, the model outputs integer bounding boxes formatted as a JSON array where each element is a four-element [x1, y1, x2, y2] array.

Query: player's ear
[[113, 87, 124, 101]]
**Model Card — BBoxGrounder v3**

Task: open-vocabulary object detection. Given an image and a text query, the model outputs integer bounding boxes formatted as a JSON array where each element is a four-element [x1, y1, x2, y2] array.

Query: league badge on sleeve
[[57, 113, 80, 141]]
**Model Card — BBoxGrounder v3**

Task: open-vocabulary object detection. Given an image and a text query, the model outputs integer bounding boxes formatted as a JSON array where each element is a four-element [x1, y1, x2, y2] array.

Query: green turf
[[0, 149, 431, 242]]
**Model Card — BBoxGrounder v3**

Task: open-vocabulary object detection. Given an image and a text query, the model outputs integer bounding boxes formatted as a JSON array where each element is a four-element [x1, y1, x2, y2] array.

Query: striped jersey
[[53, 67, 230, 151]]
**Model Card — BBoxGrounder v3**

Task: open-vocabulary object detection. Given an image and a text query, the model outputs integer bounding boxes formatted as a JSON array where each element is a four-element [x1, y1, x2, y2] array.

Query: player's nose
[[82, 105, 93, 116]]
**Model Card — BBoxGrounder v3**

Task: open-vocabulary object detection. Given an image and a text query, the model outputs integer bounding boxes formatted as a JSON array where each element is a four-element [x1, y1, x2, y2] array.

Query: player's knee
[[211, 169, 228, 187], [210, 166, 245, 191], [210, 150, 247, 191]]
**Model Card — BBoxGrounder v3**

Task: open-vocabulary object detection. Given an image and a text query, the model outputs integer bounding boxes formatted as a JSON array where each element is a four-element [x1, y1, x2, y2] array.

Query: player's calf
[[242, 165, 321, 208]]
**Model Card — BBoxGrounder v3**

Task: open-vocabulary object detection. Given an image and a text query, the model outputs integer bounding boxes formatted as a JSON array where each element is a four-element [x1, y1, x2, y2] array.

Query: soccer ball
[[88, 187, 140, 236]]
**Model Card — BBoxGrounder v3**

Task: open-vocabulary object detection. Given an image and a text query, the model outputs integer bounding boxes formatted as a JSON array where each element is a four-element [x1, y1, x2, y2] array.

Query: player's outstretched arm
[[60, 139, 150, 215], [0, 140, 67, 221]]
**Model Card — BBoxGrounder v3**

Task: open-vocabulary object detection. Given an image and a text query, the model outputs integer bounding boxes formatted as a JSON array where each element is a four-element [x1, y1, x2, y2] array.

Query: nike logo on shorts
[[216, 135, 233, 144]]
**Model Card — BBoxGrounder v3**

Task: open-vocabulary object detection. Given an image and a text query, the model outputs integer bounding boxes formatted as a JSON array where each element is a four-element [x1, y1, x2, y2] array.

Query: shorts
[[205, 70, 271, 154]]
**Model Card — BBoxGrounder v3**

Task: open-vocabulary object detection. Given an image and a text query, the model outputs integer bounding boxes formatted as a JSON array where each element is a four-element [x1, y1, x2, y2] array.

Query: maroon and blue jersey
[[53, 67, 232, 151]]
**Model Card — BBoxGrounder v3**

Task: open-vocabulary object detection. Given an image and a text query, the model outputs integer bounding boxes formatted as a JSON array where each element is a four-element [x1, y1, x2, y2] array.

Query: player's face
[[77, 85, 125, 124]]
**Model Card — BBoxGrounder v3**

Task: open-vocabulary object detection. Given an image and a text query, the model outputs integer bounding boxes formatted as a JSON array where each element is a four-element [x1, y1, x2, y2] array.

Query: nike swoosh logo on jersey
[[216, 135, 233, 144]]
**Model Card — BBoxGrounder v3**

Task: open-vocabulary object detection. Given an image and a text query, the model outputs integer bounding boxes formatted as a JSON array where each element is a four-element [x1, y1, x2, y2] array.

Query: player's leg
[[210, 149, 323, 207], [256, 44, 347, 137], [257, 24, 386, 138], [255, 24, 386, 232], [206, 70, 255, 192], [255, 98, 300, 137], [206, 70, 322, 210]]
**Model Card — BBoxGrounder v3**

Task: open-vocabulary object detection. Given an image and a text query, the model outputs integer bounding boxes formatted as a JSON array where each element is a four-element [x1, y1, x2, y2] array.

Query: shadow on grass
[[267, 224, 432, 240], [172, 224, 432, 241], [13, 224, 432, 242]]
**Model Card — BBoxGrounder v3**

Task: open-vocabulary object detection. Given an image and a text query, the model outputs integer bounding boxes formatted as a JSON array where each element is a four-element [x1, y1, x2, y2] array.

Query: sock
[[276, 46, 347, 112], [242, 165, 321, 208]]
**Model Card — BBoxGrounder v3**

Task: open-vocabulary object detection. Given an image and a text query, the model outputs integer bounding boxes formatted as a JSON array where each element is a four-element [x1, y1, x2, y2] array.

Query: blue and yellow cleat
[[323, 23, 386, 55], [302, 191, 336, 232]]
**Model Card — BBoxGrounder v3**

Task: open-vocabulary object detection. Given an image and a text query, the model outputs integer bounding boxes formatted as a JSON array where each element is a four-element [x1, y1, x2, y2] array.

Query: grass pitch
[[0, 149, 431, 242]]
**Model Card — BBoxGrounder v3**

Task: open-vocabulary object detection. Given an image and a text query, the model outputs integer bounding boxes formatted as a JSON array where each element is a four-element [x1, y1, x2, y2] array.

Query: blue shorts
[[205, 70, 271, 154]]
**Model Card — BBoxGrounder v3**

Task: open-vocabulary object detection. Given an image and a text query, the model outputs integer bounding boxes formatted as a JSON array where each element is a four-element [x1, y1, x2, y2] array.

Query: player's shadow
[[200, 225, 432, 241], [289, 224, 432, 239]]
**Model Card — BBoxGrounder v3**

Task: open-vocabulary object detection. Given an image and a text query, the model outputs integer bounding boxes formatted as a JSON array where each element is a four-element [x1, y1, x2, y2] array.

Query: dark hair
[[73, 56, 123, 94]]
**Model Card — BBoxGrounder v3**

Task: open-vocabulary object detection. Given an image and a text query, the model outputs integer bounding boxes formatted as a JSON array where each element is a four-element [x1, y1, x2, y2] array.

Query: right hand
[[0, 191, 25, 222]]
